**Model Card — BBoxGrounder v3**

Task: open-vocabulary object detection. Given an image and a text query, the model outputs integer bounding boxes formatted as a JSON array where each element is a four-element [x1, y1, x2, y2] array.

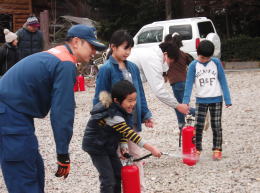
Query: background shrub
[[221, 35, 260, 61]]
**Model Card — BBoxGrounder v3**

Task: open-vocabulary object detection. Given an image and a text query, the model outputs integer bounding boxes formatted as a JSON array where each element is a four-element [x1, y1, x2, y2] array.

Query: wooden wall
[[0, 0, 32, 31]]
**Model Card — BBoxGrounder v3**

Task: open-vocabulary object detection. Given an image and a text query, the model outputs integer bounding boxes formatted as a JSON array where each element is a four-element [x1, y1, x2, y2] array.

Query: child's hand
[[144, 118, 154, 128], [120, 148, 129, 160], [143, 143, 161, 158], [151, 147, 162, 158]]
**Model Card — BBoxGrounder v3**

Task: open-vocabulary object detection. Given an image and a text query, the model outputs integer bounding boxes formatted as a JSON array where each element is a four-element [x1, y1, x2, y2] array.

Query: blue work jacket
[[0, 45, 76, 154]]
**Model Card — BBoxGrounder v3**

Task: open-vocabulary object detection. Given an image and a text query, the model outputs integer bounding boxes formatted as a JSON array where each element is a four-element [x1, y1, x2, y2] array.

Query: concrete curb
[[223, 61, 260, 69]]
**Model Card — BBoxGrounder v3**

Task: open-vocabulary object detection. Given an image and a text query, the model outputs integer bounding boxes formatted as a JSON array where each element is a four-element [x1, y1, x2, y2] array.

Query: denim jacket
[[93, 56, 152, 132]]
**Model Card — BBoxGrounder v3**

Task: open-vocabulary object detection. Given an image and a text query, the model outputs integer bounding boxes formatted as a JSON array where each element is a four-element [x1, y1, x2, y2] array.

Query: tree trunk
[[165, 0, 172, 20], [225, 12, 230, 39]]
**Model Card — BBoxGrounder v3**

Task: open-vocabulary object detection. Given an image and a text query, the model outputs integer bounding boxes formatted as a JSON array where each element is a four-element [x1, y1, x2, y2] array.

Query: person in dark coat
[[16, 16, 44, 60], [0, 29, 19, 76]]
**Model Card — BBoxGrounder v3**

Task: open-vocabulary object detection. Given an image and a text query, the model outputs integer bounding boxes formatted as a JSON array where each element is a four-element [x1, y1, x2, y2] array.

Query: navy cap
[[67, 24, 106, 51]]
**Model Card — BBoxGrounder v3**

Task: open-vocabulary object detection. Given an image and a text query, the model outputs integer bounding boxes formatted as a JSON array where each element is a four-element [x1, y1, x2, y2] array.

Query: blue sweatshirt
[[183, 57, 231, 105], [0, 45, 77, 154]]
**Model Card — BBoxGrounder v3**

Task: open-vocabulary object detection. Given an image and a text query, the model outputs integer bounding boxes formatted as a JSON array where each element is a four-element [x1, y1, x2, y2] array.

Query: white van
[[133, 17, 221, 58]]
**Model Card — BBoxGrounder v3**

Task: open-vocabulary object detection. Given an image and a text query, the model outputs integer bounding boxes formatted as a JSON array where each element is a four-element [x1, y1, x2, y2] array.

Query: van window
[[137, 27, 163, 44], [198, 21, 215, 38], [169, 25, 192, 40]]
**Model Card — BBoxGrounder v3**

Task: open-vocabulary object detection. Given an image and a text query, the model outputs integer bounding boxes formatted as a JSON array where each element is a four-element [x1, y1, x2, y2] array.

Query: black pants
[[89, 153, 122, 193]]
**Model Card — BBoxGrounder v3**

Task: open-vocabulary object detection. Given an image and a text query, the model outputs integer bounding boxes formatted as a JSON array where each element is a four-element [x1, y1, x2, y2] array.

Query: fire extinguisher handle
[[123, 153, 132, 159]]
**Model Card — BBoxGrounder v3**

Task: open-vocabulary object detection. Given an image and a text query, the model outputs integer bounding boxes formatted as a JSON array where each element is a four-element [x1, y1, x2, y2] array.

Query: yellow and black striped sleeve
[[120, 136, 128, 144], [112, 122, 144, 147]]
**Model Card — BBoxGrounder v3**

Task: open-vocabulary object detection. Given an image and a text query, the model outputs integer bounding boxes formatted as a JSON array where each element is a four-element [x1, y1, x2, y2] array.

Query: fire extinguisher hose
[[133, 154, 152, 162], [123, 153, 152, 162]]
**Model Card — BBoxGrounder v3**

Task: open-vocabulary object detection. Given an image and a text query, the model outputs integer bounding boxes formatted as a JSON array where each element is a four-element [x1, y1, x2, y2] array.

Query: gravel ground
[[1, 70, 260, 193]]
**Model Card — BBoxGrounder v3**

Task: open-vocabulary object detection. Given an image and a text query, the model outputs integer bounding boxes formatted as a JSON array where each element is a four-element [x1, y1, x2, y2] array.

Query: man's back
[[0, 50, 76, 118], [128, 46, 179, 109], [17, 28, 43, 60]]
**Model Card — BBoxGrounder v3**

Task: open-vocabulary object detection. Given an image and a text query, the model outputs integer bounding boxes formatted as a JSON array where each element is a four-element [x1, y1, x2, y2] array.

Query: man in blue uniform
[[0, 24, 106, 193]]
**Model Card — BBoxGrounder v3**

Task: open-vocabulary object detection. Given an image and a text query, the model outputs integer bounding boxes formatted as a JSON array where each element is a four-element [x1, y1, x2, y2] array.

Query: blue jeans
[[171, 81, 195, 129]]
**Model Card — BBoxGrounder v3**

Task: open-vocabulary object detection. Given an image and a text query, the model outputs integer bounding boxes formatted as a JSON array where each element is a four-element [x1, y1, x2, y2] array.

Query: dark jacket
[[16, 28, 43, 60], [0, 43, 19, 76], [82, 102, 131, 155]]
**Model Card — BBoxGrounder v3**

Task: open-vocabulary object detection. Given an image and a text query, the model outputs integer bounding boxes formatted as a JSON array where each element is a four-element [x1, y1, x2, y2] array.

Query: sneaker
[[212, 150, 222, 160]]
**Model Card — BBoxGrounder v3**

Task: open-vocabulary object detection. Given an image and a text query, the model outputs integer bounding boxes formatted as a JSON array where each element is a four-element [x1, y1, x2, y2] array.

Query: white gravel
[[1, 70, 260, 193]]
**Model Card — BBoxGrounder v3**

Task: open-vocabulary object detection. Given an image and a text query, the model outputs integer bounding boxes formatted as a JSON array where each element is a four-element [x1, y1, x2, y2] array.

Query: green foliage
[[221, 35, 260, 61], [87, 0, 165, 41]]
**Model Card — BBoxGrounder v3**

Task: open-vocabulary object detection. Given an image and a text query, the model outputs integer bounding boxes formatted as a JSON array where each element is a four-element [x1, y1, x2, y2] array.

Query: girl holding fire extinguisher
[[82, 80, 161, 193]]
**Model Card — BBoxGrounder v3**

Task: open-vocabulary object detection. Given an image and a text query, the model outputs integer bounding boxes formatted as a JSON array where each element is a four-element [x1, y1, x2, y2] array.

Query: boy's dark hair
[[111, 80, 136, 104], [159, 41, 180, 61], [197, 40, 215, 57], [107, 30, 134, 59]]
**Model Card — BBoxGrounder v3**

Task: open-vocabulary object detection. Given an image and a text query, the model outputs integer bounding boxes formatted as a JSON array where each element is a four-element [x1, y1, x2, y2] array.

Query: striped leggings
[[195, 102, 223, 151]]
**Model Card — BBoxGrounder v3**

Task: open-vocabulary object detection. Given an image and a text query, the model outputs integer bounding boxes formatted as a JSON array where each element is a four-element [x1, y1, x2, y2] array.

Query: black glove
[[55, 154, 70, 179]]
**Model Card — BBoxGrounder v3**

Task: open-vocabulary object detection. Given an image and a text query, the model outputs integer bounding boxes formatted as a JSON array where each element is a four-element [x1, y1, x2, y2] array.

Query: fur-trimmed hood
[[90, 91, 130, 119], [99, 91, 112, 108]]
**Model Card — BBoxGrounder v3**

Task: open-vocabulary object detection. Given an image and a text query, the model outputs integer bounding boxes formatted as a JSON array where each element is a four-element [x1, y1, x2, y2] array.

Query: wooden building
[[0, 0, 32, 42], [0, 0, 32, 30]]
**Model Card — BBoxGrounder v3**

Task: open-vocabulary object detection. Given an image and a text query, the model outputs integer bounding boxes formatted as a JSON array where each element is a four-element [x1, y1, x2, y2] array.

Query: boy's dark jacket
[[0, 43, 18, 76], [82, 101, 131, 155]]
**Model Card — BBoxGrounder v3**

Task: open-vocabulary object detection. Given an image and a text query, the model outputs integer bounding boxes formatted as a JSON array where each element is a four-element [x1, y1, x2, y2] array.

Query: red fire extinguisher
[[78, 75, 85, 91], [182, 116, 197, 166], [121, 153, 141, 193], [73, 77, 79, 92], [74, 75, 85, 92], [121, 153, 153, 193]]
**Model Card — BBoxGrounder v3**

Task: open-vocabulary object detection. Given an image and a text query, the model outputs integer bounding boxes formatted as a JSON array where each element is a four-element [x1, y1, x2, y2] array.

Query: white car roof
[[142, 17, 210, 28]]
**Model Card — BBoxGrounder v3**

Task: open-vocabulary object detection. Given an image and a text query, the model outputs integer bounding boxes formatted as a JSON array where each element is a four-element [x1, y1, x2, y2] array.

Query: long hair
[[159, 33, 182, 61], [164, 32, 183, 48], [159, 41, 180, 61]]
